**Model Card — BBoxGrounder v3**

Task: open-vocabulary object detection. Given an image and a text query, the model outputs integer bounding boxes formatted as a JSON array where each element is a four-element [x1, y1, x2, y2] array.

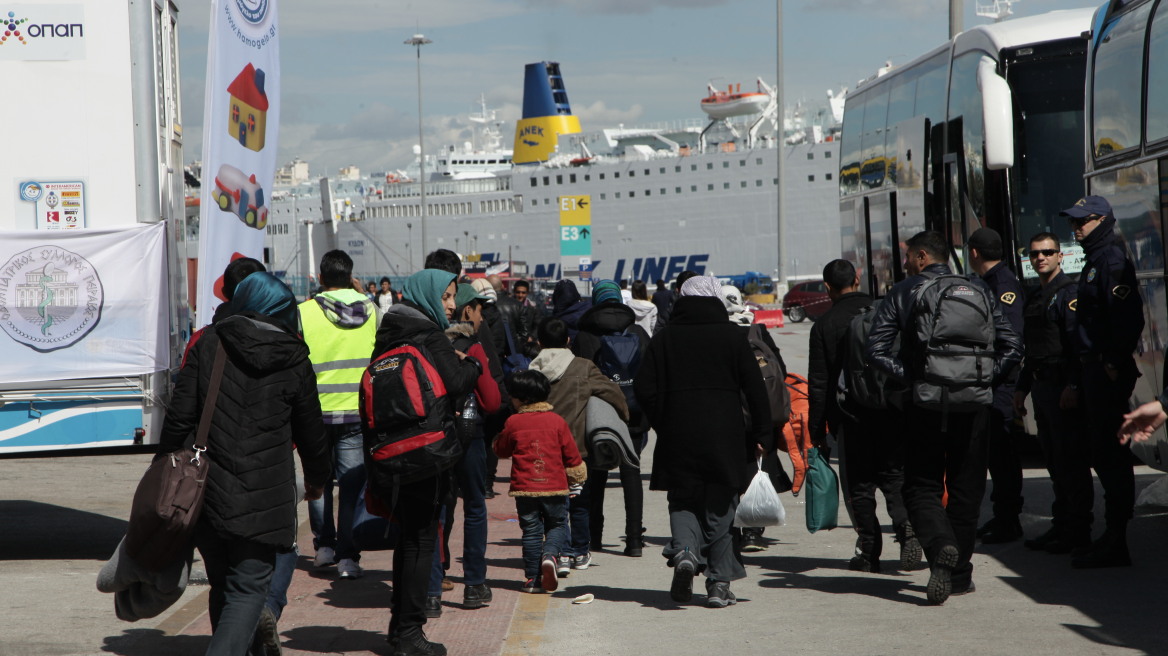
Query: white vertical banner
[[195, 0, 280, 328]]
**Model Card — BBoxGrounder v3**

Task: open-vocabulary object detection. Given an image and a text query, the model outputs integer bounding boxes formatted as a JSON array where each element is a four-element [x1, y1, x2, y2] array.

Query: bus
[[838, 8, 1095, 297], [1083, 0, 1168, 469]]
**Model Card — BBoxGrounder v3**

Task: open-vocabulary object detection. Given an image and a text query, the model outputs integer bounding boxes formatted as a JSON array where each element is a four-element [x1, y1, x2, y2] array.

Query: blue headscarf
[[592, 279, 623, 305], [403, 269, 457, 329], [226, 272, 298, 332]]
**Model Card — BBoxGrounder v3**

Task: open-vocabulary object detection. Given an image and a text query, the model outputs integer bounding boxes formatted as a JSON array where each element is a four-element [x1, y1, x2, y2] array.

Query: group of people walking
[[153, 192, 1157, 655]]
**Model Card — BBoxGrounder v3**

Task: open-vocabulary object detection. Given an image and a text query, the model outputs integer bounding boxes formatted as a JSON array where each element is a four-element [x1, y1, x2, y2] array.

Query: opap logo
[[1, 10, 28, 46]]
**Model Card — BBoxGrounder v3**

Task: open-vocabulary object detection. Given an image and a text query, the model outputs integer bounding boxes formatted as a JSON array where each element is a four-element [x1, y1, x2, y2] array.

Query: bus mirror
[[978, 57, 1015, 170]]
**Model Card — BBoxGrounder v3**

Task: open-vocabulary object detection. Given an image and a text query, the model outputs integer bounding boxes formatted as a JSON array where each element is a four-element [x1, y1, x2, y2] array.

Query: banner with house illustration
[[195, 0, 281, 328], [0, 223, 167, 384]]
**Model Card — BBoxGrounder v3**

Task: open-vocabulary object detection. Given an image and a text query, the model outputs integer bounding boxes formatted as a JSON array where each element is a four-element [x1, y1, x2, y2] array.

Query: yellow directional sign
[[559, 195, 592, 257]]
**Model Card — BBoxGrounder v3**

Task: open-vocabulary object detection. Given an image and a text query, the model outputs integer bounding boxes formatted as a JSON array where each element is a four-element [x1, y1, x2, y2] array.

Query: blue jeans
[[194, 520, 276, 656], [264, 547, 298, 619], [307, 423, 365, 561], [516, 496, 570, 578], [457, 437, 489, 585]]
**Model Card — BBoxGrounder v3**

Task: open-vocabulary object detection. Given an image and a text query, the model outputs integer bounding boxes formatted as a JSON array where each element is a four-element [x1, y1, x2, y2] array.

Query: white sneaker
[[556, 556, 572, 578], [337, 558, 364, 579], [313, 546, 336, 568]]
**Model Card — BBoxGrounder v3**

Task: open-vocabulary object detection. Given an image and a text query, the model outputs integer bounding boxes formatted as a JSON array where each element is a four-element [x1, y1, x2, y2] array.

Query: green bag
[[804, 447, 839, 533]]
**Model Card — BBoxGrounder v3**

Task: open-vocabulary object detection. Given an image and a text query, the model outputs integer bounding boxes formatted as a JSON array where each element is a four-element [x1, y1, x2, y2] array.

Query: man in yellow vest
[[300, 249, 379, 579]]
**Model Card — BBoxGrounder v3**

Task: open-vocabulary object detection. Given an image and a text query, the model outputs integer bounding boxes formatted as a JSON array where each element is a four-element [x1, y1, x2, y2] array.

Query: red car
[[782, 279, 831, 323]]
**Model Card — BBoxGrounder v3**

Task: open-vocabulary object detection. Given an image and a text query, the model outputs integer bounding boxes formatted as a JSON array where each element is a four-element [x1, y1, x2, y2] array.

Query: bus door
[[943, 152, 970, 273]]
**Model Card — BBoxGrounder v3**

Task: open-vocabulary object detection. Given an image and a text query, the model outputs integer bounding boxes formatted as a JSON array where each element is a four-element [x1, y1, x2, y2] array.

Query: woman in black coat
[[160, 273, 330, 656], [372, 269, 481, 655], [634, 275, 773, 608]]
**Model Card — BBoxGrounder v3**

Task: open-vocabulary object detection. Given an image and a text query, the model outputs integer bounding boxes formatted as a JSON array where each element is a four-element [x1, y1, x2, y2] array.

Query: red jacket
[[494, 403, 587, 497]]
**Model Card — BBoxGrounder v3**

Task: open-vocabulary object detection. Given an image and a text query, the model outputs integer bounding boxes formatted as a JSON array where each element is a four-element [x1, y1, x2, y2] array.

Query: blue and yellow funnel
[[513, 62, 582, 165]]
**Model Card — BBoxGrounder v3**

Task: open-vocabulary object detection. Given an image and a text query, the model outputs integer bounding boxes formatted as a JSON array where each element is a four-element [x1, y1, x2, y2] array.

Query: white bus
[[838, 9, 1095, 296], [1083, 0, 1168, 469]]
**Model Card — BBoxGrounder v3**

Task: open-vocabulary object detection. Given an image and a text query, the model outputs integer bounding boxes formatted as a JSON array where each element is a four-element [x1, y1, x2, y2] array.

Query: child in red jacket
[[494, 369, 588, 593]]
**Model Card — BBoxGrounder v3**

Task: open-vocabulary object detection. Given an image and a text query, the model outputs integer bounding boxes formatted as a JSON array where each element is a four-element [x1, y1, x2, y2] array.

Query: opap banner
[[195, 0, 280, 328], [0, 222, 168, 384]]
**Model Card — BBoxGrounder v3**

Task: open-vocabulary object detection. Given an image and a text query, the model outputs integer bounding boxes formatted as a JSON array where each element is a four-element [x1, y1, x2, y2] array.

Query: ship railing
[[375, 176, 512, 200]]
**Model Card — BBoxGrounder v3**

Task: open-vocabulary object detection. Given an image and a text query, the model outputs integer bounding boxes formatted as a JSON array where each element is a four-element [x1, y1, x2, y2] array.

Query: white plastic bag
[[734, 460, 786, 527]]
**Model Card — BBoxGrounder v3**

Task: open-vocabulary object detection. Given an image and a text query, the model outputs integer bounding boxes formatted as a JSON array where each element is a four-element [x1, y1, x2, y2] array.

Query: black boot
[[980, 516, 1023, 544], [895, 522, 923, 571], [390, 627, 448, 656], [1071, 527, 1131, 569]]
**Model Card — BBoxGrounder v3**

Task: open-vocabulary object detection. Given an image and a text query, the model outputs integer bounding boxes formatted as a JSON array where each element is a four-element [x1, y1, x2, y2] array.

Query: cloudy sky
[[178, 0, 1076, 177]]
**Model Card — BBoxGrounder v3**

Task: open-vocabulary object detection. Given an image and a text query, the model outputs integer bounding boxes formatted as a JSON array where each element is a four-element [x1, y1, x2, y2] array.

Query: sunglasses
[[1069, 214, 1101, 228], [1029, 249, 1060, 258]]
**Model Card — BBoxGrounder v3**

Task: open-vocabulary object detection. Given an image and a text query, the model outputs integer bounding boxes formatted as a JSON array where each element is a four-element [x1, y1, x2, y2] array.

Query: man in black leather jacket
[[865, 230, 1022, 605]]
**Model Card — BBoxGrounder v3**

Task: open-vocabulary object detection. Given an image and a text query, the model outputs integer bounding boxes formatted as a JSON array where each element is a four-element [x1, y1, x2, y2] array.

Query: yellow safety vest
[[298, 296, 377, 422]]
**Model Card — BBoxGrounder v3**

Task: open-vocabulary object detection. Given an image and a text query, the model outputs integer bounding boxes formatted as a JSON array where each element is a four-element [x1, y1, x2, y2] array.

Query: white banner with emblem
[[195, 0, 281, 328], [0, 223, 167, 384]]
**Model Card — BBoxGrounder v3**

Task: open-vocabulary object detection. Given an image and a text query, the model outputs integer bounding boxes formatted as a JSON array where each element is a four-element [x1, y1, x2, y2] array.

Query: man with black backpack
[[573, 280, 651, 557], [866, 231, 1022, 605], [809, 259, 918, 575]]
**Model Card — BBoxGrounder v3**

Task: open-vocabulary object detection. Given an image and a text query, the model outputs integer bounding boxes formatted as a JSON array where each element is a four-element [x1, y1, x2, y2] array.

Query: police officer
[[1061, 195, 1142, 568], [866, 230, 1022, 604], [968, 228, 1026, 544], [1012, 232, 1093, 555]]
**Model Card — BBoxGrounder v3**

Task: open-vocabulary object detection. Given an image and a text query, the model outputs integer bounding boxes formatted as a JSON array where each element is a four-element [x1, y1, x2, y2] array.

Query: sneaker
[[927, 545, 960, 605], [670, 550, 697, 603], [337, 558, 364, 580], [390, 627, 447, 656], [521, 577, 544, 594], [980, 517, 1023, 544], [571, 553, 592, 570], [255, 605, 282, 656], [556, 556, 572, 578], [1024, 526, 1059, 551], [705, 579, 737, 608], [848, 553, 881, 573], [740, 528, 767, 553], [424, 595, 443, 618], [462, 583, 492, 609], [313, 546, 336, 569], [541, 554, 559, 592]]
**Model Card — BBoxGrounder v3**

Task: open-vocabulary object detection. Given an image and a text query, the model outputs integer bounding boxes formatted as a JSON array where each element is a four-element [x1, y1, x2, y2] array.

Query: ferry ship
[[258, 62, 844, 296]]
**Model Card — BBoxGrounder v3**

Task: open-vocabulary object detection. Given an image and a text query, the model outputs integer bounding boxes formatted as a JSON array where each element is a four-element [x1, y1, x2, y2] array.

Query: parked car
[[782, 279, 831, 323]]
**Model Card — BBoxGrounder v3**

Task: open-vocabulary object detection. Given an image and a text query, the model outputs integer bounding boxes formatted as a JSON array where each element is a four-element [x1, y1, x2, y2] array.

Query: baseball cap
[[1059, 195, 1113, 220], [455, 283, 490, 309], [967, 227, 1002, 253]]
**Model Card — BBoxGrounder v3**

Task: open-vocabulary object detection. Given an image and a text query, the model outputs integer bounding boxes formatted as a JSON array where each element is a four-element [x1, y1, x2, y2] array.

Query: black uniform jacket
[[973, 261, 1025, 415], [865, 262, 1023, 392], [1077, 216, 1143, 368], [1017, 271, 1079, 394]]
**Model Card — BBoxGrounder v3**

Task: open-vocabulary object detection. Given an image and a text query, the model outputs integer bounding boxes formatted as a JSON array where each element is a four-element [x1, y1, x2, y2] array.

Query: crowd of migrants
[[152, 194, 1163, 656]]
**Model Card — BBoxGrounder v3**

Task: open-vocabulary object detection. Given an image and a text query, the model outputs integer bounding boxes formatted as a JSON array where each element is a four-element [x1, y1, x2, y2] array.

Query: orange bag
[[779, 373, 811, 494]]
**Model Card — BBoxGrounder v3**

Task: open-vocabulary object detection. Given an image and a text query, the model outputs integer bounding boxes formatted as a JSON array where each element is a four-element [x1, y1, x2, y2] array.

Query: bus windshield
[[1006, 48, 1087, 276]]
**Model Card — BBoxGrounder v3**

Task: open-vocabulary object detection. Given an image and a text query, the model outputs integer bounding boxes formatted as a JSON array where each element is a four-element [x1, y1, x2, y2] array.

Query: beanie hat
[[592, 279, 623, 305]]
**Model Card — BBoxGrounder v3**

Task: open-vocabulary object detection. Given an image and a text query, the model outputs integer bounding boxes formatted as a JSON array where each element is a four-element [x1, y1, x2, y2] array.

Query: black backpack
[[595, 328, 643, 426], [747, 323, 790, 428], [359, 340, 462, 492], [837, 303, 897, 411], [910, 273, 996, 411]]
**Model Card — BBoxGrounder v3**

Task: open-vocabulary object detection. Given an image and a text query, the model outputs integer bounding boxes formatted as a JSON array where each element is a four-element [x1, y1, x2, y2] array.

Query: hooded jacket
[[627, 298, 658, 337], [493, 402, 588, 496], [528, 347, 628, 457], [160, 313, 330, 548], [633, 296, 774, 495], [552, 279, 592, 339], [572, 301, 650, 362]]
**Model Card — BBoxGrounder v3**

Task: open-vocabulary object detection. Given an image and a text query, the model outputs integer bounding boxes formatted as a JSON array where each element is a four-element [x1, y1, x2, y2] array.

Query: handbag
[[124, 343, 227, 571], [804, 446, 839, 533], [734, 458, 786, 528]]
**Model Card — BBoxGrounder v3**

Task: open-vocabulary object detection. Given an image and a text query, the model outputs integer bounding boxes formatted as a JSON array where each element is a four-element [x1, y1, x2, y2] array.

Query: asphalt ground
[[2, 319, 1167, 655]]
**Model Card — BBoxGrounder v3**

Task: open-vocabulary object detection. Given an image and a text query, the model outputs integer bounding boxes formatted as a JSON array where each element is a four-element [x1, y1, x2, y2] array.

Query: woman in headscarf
[[633, 275, 773, 609], [373, 269, 483, 655], [159, 273, 331, 655]]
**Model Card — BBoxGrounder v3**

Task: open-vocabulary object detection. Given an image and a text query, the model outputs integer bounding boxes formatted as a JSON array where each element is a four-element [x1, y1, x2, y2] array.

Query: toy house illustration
[[226, 63, 269, 152]]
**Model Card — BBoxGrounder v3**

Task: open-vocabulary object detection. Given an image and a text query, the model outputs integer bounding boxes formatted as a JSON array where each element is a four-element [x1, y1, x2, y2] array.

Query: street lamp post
[[405, 33, 432, 259], [406, 222, 413, 272]]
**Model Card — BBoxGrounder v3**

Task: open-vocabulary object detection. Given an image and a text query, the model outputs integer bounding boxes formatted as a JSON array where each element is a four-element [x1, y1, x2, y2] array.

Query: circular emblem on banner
[[0, 246, 104, 353], [234, 0, 270, 25], [19, 182, 42, 202]]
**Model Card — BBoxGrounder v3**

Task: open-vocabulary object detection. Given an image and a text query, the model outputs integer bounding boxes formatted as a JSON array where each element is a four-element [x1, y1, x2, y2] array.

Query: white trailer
[[0, 1, 186, 455]]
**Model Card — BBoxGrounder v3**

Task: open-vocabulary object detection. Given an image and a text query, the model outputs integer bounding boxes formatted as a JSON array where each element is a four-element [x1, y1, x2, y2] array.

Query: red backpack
[[360, 340, 462, 491]]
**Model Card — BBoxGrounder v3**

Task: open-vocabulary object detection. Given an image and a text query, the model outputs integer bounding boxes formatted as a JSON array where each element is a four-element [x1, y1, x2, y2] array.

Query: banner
[[0, 223, 168, 384], [195, 0, 280, 328]]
